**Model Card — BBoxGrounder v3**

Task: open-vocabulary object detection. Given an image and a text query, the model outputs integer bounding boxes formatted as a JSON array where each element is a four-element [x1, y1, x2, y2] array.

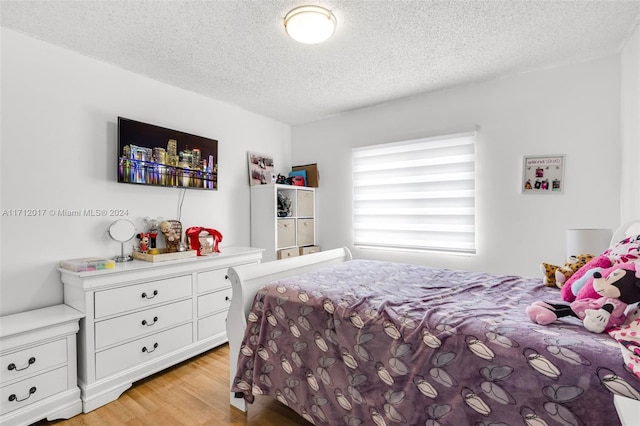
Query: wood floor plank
[[34, 344, 307, 426]]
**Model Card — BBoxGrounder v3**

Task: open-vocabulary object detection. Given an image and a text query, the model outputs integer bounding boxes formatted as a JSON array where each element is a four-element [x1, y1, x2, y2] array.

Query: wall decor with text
[[522, 155, 565, 194]]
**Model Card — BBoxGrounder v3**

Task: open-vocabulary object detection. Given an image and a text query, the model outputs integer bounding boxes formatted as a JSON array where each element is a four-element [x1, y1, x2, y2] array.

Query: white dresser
[[60, 246, 262, 412], [0, 304, 84, 426]]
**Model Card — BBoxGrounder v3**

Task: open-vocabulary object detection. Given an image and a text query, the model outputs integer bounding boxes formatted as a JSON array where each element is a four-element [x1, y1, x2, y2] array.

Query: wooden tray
[[132, 249, 197, 262]]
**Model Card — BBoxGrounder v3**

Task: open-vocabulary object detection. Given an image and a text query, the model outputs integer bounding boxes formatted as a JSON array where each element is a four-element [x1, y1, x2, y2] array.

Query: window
[[352, 131, 476, 254]]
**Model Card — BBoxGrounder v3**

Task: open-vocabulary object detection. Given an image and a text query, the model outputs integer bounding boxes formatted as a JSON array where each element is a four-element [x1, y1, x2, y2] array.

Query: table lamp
[[566, 228, 612, 258]]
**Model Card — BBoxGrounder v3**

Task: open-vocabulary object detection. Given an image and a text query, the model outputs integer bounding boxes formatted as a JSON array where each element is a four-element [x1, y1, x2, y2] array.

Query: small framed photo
[[248, 151, 274, 186], [522, 155, 565, 194]]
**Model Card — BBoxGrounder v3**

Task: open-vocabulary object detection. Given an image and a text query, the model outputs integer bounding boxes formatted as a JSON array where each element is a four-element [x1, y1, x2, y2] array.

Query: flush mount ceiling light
[[284, 5, 336, 44]]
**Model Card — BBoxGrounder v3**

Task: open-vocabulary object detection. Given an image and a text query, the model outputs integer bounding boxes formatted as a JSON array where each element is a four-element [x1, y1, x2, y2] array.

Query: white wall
[[1, 27, 631, 316], [0, 29, 291, 316], [292, 55, 622, 278], [621, 23, 640, 223]]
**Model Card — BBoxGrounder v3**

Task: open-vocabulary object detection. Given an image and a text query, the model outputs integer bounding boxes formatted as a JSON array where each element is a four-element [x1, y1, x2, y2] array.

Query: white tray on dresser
[[59, 246, 263, 413]]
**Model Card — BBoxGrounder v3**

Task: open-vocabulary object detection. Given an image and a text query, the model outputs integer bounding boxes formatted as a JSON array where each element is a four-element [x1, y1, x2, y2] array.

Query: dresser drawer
[[94, 275, 192, 318], [198, 310, 227, 340], [197, 288, 232, 317], [297, 218, 315, 246], [277, 219, 296, 248], [95, 299, 193, 350], [197, 269, 229, 294], [296, 189, 314, 217], [0, 338, 66, 384], [0, 366, 68, 415], [95, 323, 192, 380]]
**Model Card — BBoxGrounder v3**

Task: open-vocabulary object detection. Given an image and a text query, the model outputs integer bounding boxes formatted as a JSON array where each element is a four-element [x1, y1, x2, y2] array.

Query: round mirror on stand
[[108, 219, 136, 262]]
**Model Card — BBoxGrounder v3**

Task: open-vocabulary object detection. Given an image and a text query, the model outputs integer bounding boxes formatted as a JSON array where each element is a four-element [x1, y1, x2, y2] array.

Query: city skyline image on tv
[[117, 117, 218, 190]]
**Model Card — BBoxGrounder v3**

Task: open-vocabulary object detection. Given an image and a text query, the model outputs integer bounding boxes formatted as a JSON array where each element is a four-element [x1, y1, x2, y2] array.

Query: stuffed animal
[[566, 267, 605, 300], [560, 255, 612, 301], [572, 262, 638, 301], [160, 220, 182, 252], [540, 254, 594, 288], [526, 262, 640, 333], [540, 262, 563, 287], [136, 233, 150, 253]]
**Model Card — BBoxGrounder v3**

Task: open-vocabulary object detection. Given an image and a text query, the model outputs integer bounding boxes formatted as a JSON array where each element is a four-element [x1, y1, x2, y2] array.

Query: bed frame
[[225, 247, 352, 411], [224, 226, 640, 423]]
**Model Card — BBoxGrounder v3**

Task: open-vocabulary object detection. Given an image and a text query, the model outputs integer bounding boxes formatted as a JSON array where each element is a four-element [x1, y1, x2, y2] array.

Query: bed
[[226, 239, 640, 425]]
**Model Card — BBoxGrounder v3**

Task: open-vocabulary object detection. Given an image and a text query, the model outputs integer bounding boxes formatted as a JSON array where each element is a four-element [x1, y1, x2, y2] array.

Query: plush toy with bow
[[526, 262, 640, 333], [560, 255, 612, 301], [136, 232, 150, 253]]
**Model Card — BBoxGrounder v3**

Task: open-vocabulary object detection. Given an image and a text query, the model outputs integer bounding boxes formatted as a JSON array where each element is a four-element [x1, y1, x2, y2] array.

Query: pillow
[[561, 255, 611, 302], [604, 234, 640, 265]]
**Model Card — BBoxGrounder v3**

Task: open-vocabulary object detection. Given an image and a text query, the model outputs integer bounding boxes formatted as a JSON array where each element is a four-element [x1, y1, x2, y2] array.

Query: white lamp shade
[[566, 228, 612, 258], [285, 6, 336, 44]]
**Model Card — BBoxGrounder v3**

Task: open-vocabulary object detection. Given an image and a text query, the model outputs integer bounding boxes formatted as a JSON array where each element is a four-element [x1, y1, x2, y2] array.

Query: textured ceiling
[[2, 1, 639, 125]]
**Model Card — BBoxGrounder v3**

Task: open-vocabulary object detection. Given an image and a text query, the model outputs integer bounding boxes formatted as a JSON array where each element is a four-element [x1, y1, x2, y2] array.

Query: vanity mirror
[[108, 219, 136, 262]]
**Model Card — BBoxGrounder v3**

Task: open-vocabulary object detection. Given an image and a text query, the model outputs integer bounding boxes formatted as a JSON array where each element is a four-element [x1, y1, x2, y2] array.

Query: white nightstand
[[0, 305, 84, 426]]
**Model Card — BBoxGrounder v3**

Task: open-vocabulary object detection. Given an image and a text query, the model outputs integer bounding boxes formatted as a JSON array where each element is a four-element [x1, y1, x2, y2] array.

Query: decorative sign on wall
[[522, 155, 565, 194]]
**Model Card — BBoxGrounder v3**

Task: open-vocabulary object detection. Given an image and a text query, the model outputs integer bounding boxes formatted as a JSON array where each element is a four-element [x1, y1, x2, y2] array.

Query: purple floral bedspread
[[232, 260, 640, 425]]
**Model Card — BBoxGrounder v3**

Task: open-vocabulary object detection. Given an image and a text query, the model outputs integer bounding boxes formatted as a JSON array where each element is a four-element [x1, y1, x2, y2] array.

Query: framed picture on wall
[[248, 151, 275, 186], [522, 154, 565, 194]]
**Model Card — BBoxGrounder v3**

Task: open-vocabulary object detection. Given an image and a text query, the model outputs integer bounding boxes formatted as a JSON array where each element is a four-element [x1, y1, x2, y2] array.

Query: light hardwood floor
[[36, 344, 308, 426]]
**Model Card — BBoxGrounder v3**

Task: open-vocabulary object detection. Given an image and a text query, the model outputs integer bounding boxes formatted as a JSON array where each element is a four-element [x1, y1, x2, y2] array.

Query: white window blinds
[[352, 131, 476, 254]]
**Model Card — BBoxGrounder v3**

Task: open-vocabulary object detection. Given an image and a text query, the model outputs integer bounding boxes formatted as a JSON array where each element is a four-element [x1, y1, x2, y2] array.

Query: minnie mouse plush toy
[[526, 263, 640, 333]]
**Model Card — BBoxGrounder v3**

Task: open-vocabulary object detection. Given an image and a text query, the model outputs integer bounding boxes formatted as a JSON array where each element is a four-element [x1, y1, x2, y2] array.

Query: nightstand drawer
[[197, 269, 229, 294], [95, 299, 193, 350], [0, 366, 68, 415], [94, 275, 192, 318], [277, 219, 296, 248], [0, 339, 66, 384], [198, 288, 232, 317], [297, 219, 315, 246], [95, 323, 192, 380], [198, 311, 227, 340], [296, 190, 314, 217]]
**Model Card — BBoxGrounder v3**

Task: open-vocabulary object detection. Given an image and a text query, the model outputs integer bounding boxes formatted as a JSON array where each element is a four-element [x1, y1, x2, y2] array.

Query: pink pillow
[[561, 255, 611, 302]]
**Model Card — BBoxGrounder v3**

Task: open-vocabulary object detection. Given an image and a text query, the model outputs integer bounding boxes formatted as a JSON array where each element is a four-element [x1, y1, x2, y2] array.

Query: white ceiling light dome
[[284, 5, 336, 44]]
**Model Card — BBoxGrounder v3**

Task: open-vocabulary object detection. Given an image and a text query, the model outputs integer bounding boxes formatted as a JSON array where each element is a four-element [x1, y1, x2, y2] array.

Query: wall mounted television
[[117, 117, 218, 190]]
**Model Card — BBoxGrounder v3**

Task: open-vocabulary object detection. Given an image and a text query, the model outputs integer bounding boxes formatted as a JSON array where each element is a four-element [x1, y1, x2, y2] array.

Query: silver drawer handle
[[141, 290, 158, 299], [8, 357, 35, 371], [141, 316, 158, 326], [9, 387, 36, 402], [142, 343, 159, 353]]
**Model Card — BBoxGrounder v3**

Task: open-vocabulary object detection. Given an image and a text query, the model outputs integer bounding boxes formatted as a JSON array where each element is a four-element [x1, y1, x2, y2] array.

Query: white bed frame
[[224, 223, 640, 421], [610, 220, 640, 246], [225, 247, 352, 411]]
